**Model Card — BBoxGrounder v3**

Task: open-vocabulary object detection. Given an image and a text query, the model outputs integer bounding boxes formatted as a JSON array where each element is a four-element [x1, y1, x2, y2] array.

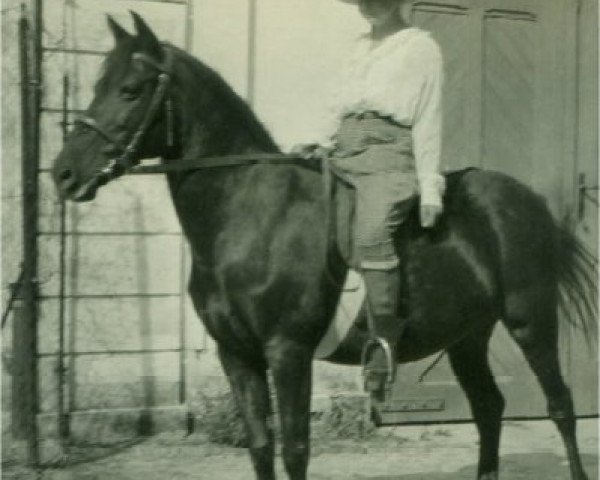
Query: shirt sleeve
[[410, 36, 445, 207]]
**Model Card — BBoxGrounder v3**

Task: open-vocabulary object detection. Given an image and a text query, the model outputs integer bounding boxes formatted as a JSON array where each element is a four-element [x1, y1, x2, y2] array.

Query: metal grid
[[16, 0, 195, 463]]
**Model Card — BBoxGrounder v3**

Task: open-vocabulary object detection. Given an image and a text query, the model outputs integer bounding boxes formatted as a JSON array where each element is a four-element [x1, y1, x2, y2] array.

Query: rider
[[295, 0, 445, 395]]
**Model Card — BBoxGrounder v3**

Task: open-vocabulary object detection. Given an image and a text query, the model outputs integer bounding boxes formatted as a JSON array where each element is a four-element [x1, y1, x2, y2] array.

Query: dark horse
[[52, 13, 596, 480]]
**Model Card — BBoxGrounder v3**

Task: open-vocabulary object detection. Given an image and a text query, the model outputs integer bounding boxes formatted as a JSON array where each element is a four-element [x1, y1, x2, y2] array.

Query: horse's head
[[53, 12, 176, 201]]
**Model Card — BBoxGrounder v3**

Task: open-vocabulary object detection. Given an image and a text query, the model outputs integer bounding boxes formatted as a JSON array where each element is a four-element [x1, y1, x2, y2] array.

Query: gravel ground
[[2, 419, 597, 479]]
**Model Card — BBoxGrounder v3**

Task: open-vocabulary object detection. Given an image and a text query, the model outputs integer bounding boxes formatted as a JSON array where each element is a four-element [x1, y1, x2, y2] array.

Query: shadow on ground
[[2, 438, 145, 471], [351, 453, 598, 480]]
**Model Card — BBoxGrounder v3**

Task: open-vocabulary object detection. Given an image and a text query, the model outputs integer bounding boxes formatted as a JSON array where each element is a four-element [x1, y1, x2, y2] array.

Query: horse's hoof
[[573, 469, 589, 480], [478, 472, 498, 480]]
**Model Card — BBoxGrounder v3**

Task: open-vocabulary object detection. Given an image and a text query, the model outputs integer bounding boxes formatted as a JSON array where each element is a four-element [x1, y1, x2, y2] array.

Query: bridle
[[71, 43, 303, 198], [74, 45, 175, 192]]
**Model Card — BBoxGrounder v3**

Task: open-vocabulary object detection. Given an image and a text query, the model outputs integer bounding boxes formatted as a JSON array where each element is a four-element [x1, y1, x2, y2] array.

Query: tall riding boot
[[362, 267, 403, 397]]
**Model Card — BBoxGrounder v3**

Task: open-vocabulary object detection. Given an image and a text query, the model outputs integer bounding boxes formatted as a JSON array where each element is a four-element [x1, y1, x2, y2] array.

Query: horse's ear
[[130, 10, 163, 60], [106, 15, 131, 44]]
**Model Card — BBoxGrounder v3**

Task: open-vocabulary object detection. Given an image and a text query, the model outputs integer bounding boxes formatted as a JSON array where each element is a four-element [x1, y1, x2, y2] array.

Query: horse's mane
[[97, 36, 279, 155], [168, 44, 280, 154]]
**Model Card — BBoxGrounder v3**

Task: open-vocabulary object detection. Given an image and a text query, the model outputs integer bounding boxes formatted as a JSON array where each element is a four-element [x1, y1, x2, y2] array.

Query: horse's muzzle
[[54, 166, 98, 202], [72, 183, 98, 202]]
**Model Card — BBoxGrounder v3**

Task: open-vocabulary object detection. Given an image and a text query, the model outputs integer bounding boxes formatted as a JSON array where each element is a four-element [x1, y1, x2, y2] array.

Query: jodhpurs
[[344, 172, 416, 270], [331, 113, 417, 270]]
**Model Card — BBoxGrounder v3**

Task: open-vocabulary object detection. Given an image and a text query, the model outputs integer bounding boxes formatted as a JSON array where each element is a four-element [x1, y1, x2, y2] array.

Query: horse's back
[[452, 168, 559, 284], [445, 168, 562, 320]]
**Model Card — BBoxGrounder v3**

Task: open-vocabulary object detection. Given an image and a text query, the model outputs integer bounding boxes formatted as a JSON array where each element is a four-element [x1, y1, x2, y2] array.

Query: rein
[[129, 153, 321, 174]]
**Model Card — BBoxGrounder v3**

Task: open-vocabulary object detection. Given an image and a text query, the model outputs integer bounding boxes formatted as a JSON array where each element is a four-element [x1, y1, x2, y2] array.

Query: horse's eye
[[120, 84, 142, 101]]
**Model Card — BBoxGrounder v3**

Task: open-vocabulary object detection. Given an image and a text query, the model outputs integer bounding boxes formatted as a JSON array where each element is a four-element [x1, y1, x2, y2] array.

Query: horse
[[52, 12, 596, 480]]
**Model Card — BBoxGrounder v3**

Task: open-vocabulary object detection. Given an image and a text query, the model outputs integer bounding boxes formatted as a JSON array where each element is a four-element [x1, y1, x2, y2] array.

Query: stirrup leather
[[361, 336, 396, 385]]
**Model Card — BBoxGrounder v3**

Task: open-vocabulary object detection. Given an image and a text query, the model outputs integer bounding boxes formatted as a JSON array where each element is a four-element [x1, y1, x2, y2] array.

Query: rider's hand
[[420, 204, 442, 228], [290, 143, 330, 160]]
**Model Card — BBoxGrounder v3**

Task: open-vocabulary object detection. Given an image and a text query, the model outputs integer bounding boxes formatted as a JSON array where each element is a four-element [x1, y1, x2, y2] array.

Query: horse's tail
[[555, 223, 598, 345]]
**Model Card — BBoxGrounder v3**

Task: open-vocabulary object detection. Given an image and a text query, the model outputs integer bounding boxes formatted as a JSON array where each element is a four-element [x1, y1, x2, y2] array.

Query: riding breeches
[[343, 172, 416, 270], [330, 113, 417, 270]]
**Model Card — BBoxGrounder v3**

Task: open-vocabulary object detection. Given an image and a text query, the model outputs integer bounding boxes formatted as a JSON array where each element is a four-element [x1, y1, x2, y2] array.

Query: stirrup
[[360, 337, 396, 386]]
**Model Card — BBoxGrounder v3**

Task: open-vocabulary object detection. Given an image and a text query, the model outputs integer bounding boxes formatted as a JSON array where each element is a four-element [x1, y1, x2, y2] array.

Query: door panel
[[571, 0, 599, 416], [482, 10, 537, 182], [414, 2, 475, 171]]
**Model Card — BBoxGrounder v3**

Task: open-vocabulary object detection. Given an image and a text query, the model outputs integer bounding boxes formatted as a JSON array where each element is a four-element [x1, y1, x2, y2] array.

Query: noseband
[[74, 46, 175, 189]]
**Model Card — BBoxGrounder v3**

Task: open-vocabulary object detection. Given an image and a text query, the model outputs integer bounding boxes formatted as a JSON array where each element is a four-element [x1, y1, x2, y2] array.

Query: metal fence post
[[17, 0, 42, 466]]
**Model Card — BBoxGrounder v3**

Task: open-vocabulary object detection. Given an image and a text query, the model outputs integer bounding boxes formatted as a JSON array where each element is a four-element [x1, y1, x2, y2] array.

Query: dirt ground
[[2, 419, 598, 479]]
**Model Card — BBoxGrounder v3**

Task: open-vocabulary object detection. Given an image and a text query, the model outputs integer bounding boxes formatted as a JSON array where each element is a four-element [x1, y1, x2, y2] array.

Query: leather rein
[[75, 44, 304, 190]]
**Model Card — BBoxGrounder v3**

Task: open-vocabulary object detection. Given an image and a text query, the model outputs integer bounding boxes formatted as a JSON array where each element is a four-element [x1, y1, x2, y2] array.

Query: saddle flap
[[330, 168, 360, 270]]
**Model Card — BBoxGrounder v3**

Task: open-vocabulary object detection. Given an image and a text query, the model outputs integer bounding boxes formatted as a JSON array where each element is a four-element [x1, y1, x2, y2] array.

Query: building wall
[[575, 0, 598, 250], [2, 0, 24, 314], [1, 0, 25, 437]]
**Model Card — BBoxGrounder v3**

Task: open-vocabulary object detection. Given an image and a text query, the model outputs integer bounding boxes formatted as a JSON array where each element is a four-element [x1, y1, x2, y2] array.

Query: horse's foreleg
[[447, 326, 505, 480], [267, 339, 313, 480], [218, 347, 275, 480]]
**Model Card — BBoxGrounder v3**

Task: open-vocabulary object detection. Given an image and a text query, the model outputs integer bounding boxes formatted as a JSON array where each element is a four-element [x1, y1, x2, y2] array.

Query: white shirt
[[318, 27, 445, 206]]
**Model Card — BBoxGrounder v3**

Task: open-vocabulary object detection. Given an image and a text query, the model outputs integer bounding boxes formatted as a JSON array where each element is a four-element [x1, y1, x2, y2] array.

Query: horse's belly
[[317, 265, 496, 365]]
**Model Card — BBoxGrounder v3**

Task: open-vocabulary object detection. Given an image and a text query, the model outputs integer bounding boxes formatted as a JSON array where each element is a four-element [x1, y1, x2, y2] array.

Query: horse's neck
[[167, 156, 325, 275], [173, 59, 279, 161], [165, 63, 311, 268], [165, 116, 280, 267], [180, 124, 277, 161], [165, 85, 278, 204]]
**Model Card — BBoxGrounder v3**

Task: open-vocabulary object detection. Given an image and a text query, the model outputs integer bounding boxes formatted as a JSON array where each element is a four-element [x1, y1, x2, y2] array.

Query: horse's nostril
[[59, 169, 72, 181]]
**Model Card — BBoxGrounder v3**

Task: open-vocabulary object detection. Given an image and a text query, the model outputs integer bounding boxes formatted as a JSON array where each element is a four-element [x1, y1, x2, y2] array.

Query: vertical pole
[[179, 0, 194, 410], [246, 0, 257, 106], [14, 6, 29, 439], [181, 1, 196, 433], [18, 0, 42, 466], [57, 74, 70, 443], [10, 285, 26, 438], [184, 0, 194, 52]]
